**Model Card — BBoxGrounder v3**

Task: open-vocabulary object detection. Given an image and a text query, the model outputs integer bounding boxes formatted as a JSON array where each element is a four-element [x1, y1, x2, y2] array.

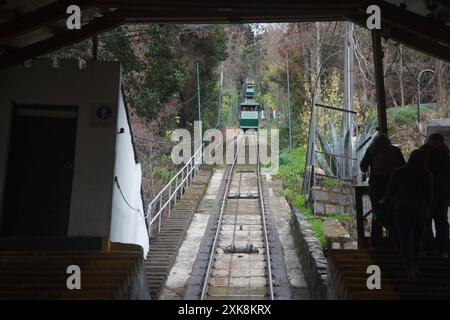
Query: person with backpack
[[420, 133, 450, 257], [360, 133, 406, 250]]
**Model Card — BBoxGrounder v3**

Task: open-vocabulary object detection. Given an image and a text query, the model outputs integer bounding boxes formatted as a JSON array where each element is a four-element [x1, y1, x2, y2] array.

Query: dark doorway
[[1, 105, 78, 237]]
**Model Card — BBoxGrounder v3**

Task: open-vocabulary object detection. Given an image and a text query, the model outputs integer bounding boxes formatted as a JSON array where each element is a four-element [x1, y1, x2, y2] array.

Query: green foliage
[[276, 145, 357, 246], [99, 26, 141, 73], [309, 218, 327, 246], [152, 155, 177, 182], [386, 105, 434, 128], [295, 194, 326, 246], [321, 177, 344, 187], [181, 26, 229, 130], [132, 25, 190, 121], [275, 146, 325, 246], [329, 212, 352, 223], [276, 146, 307, 203], [46, 25, 228, 132], [317, 118, 376, 179], [317, 122, 351, 178]]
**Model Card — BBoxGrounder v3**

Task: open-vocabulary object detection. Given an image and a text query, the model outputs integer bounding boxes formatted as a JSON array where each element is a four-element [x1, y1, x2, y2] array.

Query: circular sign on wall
[[96, 105, 112, 120]]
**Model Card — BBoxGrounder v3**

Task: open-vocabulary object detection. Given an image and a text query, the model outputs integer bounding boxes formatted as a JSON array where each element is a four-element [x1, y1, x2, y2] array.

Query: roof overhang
[[0, 0, 449, 70]]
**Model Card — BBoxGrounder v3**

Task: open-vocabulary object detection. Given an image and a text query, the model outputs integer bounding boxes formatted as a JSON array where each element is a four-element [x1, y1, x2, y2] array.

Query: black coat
[[420, 144, 450, 195]]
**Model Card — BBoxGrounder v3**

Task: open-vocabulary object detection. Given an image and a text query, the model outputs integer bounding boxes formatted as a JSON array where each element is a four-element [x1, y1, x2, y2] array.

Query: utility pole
[[344, 22, 354, 178], [286, 51, 292, 150], [195, 62, 202, 163], [343, 22, 354, 135], [196, 62, 202, 123], [277, 85, 281, 127], [217, 64, 224, 128], [371, 30, 388, 135]]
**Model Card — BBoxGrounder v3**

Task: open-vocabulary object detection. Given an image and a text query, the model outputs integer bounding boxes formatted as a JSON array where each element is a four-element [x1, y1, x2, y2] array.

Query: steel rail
[[257, 144, 275, 300], [200, 134, 275, 300], [200, 135, 241, 300]]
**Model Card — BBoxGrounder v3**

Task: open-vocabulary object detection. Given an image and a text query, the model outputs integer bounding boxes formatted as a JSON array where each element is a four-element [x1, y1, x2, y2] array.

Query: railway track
[[200, 134, 275, 300]]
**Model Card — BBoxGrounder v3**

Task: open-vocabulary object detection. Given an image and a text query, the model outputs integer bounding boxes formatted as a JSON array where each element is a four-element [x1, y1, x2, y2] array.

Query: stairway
[[145, 167, 212, 299], [0, 238, 147, 300], [328, 248, 450, 299]]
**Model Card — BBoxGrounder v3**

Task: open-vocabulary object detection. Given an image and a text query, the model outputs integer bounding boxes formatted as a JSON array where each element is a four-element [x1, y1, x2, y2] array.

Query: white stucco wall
[[0, 60, 119, 237], [110, 89, 149, 256]]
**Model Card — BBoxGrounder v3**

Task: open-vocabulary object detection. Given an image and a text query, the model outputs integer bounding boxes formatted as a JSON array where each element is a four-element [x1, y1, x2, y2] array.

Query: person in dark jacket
[[420, 133, 450, 257], [360, 133, 406, 250], [384, 149, 433, 279]]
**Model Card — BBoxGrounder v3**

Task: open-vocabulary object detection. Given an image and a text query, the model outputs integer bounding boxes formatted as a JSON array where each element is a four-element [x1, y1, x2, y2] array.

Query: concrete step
[[329, 249, 450, 300], [145, 167, 213, 299]]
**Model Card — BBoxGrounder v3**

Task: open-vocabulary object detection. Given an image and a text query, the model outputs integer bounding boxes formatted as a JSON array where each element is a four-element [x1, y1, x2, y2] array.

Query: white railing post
[[168, 182, 172, 216], [148, 206, 152, 239], [185, 165, 189, 189], [175, 176, 178, 203], [181, 169, 185, 196], [158, 196, 162, 234]]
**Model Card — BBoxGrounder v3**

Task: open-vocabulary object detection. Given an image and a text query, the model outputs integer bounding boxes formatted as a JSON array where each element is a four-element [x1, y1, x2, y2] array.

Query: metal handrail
[[146, 143, 204, 239], [314, 150, 357, 161]]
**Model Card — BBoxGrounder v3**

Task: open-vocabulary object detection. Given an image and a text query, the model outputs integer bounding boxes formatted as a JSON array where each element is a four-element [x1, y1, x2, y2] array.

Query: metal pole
[[344, 22, 354, 178], [417, 69, 435, 136], [168, 183, 172, 216], [175, 176, 178, 203], [181, 170, 184, 195], [148, 207, 152, 239], [196, 62, 203, 162], [217, 64, 224, 128], [286, 52, 292, 149], [343, 22, 354, 134], [302, 94, 316, 194], [196, 62, 202, 124], [371, 29, 388, 135], [92, 35, 98, 61], [158, 197, 162, 234]]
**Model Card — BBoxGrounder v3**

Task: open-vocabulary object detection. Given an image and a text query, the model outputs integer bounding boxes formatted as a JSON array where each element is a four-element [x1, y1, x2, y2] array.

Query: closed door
[[1, 105, 77, 237]]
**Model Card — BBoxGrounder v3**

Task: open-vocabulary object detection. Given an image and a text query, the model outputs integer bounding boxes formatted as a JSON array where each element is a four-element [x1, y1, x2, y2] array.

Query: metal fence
[[146, 144, 204, 241]]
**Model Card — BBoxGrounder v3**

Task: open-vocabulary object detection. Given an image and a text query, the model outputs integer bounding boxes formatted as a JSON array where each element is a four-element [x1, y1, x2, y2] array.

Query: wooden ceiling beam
[[114, 7, 356, 23], [0, 15, 123, 70], [0, 0, 96, 43], [97, 0, 369, 10], [348, 14, 450, 63], [372, 0, 450, 50], [0, 8, 20, 20]]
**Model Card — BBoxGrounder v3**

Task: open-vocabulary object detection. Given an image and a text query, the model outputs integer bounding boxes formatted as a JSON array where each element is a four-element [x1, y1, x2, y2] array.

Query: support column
[[92, 35, 98, 61], [371, 29, 388, 135], [343, 22, 354, 135]]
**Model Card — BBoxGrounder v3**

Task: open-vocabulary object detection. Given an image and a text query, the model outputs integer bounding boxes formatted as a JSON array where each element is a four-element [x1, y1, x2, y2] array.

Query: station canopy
[[0, 0, 449, 70]]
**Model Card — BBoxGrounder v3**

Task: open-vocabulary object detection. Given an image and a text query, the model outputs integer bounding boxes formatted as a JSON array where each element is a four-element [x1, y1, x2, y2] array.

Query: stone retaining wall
[[291, 208, 328, 300], [311, 178, 354, 215]]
